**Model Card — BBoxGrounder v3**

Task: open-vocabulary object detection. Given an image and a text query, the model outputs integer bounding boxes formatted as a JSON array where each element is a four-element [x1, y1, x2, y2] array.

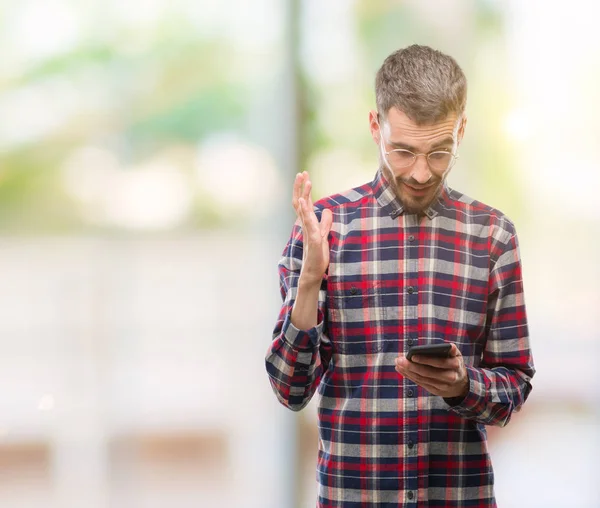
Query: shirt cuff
[[445, 366, 488, 416], [281, 309, 325, 350]]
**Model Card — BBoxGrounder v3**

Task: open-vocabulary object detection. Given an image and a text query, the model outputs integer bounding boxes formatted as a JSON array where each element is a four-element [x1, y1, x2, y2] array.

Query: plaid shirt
[[266, 168, 535, 507]]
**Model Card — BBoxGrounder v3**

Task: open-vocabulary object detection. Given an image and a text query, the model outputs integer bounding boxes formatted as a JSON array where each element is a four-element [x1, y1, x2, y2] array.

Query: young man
[[265, 44, 535, 508]]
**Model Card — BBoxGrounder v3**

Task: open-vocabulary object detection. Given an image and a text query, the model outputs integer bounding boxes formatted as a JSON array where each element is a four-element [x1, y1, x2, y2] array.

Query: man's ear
[[369, 110, 381, 145], [457, 115, 467, 144]]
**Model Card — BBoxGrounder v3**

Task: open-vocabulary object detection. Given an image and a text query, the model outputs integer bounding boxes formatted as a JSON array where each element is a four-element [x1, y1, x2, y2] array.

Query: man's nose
[[411, 155, 432, 184]]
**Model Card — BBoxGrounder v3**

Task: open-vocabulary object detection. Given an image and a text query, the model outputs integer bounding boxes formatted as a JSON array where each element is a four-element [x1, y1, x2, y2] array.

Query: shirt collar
[[371, 167, 451, 220]]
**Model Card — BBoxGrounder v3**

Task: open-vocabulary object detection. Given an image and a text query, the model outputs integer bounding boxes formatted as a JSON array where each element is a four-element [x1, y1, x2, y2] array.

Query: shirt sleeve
[[445, 227, 535, 426], [265, 217, 333, 412]]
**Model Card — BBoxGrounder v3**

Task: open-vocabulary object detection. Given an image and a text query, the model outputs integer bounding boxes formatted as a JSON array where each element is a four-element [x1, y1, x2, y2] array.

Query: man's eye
[[429, 151, 450, 160], [391, 150, 414, 160]]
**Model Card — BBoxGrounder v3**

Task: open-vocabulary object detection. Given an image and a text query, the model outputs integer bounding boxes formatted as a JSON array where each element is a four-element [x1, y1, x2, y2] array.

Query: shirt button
[[407, 338, 414, 346], [407, 286, 415, 294], [407, 389, 414, 397], [408, 235, 415, 242], [408, 440, 414, 448], [407, 491, 414, 500], [350, 286, 358, 295]]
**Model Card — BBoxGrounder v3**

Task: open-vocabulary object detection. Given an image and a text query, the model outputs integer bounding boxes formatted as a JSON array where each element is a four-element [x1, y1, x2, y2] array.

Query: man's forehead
[[385, 107, 458, 129], [383, 121, 457, 144], [382, 108, 461, 144]]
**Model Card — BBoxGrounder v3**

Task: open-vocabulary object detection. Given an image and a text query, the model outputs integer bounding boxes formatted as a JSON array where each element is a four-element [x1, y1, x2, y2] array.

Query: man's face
[[370, 107, 465, 214]]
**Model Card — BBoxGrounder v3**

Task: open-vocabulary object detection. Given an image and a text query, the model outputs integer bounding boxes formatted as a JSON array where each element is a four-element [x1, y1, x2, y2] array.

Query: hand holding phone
[[396, 342, 469, 399]]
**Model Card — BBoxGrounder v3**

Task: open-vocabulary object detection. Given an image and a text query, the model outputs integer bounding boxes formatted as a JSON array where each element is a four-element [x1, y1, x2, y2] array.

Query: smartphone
[[406, 343, 452, 362]]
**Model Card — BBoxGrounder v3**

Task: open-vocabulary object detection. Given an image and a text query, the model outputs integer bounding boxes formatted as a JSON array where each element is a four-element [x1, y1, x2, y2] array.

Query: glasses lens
[[387, 149, 415, 168], [428, 151, 454, 170]]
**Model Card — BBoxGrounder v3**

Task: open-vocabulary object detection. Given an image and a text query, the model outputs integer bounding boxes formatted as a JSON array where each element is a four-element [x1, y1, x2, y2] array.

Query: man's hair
[[375, 45, 467, 124]]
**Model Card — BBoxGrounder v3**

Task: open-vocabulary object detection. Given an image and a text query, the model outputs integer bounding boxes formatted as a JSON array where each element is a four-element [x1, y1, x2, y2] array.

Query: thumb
[[319, 208, 333, 238]]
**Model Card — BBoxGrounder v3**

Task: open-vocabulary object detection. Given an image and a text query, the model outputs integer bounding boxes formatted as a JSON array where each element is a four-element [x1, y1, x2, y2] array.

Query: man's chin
[[399, 188, 436, 214], [402, 199, 430, 215], [382, 167, 442, 213]]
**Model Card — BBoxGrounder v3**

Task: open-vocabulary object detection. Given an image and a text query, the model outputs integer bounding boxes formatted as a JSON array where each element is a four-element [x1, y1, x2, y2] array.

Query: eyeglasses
[[382, 146, 459, 172]]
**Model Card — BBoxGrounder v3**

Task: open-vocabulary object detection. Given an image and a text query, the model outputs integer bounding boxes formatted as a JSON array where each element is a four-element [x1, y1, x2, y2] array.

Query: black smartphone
[[406, 343, 452, 362]]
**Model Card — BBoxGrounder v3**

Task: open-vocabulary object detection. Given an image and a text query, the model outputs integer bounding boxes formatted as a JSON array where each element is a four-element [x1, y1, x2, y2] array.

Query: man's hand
[[292, 171, 333, 287], [394, 343, 469, 399]]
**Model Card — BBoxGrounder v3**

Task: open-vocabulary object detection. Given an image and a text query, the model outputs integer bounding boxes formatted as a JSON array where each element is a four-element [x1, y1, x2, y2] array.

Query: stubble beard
[[380, 163, 445, 215]]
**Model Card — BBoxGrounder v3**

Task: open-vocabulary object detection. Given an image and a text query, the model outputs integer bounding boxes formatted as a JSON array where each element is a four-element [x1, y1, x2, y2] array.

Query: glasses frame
[[382, 145, 459, 172]]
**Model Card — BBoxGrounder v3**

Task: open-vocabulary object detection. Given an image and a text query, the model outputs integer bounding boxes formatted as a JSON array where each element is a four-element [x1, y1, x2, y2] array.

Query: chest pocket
[[327, 278, 389, 354]]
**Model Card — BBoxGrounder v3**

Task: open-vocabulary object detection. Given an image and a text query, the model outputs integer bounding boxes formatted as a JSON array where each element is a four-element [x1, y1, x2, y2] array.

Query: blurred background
[[0, 0, 598, 507]]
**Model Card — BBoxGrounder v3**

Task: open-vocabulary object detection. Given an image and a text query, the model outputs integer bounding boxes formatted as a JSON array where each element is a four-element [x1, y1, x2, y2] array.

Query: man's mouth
[[403, 182, 434, 196]]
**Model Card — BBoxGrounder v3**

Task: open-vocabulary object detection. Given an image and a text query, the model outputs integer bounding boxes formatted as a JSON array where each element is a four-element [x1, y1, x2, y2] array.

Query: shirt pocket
[[327, 279, 387, 355]]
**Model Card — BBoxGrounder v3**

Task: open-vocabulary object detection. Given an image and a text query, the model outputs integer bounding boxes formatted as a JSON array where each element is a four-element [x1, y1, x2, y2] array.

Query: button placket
[[404, 217, 419, 352], [403, 218, 420, 505]]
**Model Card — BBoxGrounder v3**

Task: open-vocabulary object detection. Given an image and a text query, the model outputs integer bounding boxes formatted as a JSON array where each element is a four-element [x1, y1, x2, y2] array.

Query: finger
[[395, 367, 444, 394], [298, 197, 319, 237], [396, 357, 455, 384], [296, 196, 306, 229], [394, 362, 449, 396], [411, 355, 461, 370], [395, 355, 408, 369], [401, 366, 445, 386], [320, 208, 333, 238], [300, 172, 309, 199], [302, 177, 312, 205], [292, 173, 303, 213], [415, 368, 459, 387], [405, 369, 449, 392], [449, 343, 462, 357]]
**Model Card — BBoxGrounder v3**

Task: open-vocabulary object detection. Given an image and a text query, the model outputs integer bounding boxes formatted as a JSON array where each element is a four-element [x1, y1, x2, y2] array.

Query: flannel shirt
[[265, 168, 535, 507]]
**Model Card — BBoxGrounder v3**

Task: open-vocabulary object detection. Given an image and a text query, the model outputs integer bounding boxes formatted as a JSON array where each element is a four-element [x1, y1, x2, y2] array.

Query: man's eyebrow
[[430, 137, 455, 150], [388, 136, 455, 152], [388, 140, 416, 151]]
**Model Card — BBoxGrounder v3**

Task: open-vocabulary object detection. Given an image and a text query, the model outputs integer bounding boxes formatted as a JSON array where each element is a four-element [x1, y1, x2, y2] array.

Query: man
[[265, 45, 535, 508]]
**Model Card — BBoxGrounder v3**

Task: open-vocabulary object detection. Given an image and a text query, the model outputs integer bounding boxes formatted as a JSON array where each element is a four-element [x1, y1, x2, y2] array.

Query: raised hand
[[292, 171, 333, 287]]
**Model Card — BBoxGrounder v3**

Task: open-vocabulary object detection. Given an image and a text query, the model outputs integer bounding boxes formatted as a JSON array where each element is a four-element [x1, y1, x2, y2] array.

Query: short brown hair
[[375, 45, 467, 124]]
